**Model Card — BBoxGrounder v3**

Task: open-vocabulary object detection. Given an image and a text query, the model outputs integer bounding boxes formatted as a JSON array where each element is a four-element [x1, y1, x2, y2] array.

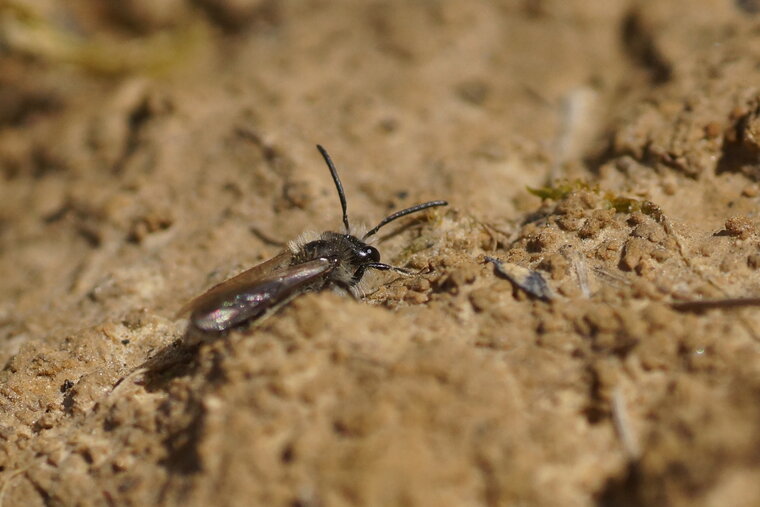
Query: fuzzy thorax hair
[[286, 224, 374, 255], [287, 226, 377, 297]]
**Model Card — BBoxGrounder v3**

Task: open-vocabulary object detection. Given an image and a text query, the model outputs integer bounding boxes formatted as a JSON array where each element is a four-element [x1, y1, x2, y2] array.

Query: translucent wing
[[178, 252, 335, 332], [177, 251, 293, 317]]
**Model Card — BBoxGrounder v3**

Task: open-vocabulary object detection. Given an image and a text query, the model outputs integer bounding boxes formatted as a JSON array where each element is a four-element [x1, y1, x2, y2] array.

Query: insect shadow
[[176, 144, 447, 333]]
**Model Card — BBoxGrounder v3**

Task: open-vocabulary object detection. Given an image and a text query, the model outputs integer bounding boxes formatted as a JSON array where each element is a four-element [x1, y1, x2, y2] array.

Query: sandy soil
[[2, 0, 760, 505]]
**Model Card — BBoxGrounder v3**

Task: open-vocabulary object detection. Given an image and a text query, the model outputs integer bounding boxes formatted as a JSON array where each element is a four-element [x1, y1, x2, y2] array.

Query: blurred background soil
[[2, 0, 760, 505]]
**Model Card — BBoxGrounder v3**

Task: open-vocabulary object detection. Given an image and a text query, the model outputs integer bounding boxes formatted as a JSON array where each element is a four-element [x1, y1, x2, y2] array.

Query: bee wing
[[176, 251, 293, 318], [181, 255, 335, 332]]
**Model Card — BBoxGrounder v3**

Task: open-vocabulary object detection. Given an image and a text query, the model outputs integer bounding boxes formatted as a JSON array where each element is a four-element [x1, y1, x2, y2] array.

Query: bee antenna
[[317, 145, 351, 234], [363, 200, 448, 240]]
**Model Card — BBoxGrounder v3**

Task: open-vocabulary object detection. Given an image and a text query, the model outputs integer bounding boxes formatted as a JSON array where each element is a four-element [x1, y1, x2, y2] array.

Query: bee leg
[[366, 262, 414, 276], [249, 226, 286, 247]]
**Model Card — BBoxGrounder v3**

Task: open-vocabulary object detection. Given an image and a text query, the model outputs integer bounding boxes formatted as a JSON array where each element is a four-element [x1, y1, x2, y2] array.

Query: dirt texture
[[2, 0, 760, 505]]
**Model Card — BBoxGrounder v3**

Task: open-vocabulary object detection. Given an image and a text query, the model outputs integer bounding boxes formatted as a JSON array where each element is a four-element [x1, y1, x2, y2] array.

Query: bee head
[[339, 234, 382, 284], [341, 234, 380, 267], [357, 244, 380, 263], [315, 144, 447, 286]]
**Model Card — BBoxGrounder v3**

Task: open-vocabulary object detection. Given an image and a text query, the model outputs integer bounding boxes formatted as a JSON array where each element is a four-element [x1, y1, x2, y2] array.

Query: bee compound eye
[[365, 246, 380, 262]]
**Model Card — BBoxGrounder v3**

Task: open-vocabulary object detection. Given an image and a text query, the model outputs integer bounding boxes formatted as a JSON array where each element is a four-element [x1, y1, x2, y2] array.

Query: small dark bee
[[178, 145, 447, 332]]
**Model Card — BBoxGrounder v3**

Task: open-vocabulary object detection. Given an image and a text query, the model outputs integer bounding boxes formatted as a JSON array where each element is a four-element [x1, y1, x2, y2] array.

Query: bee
[[178, 145, 447, 332]]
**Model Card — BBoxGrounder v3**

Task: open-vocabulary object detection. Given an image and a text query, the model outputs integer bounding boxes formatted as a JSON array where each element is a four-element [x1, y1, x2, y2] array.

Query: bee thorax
[[291, 231, 378, 287]]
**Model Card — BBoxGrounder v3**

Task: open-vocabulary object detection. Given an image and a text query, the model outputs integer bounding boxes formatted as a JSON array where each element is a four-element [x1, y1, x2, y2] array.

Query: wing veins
[[187, 257, 334, 331]]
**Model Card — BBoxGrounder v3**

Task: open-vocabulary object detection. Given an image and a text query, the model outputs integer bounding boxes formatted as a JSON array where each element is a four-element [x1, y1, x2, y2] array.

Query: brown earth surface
[[2, 0, 760, 505]]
